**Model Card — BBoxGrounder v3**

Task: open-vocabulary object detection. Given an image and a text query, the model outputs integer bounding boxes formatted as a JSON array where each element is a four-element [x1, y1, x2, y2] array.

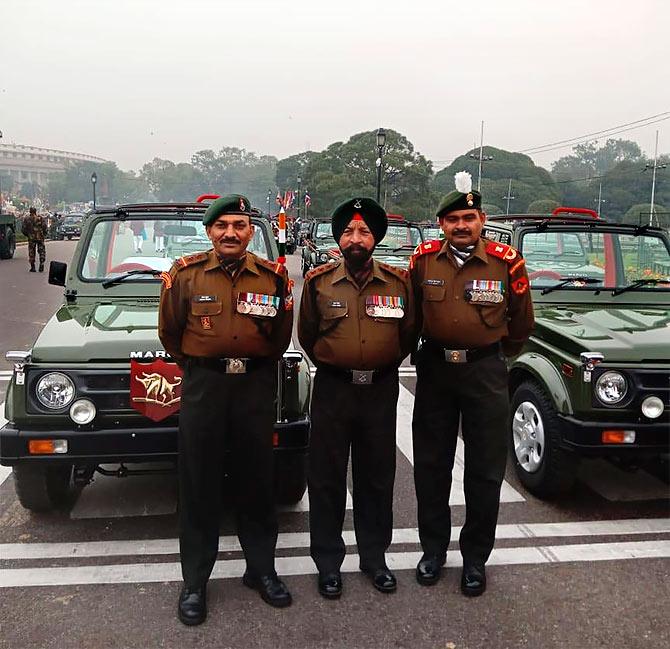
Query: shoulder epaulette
[[485, 240, 527, 275], [409, 239, 441, 270], [378, 261, 409, 280], [305, 263, 337, 282], [255, 255, 288, 276], [175, 251, 209, 270]]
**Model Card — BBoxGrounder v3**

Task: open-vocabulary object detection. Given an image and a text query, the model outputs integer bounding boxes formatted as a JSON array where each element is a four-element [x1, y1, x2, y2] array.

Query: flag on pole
[[277, 206, 287, 264], [304, 192, 311, 208]]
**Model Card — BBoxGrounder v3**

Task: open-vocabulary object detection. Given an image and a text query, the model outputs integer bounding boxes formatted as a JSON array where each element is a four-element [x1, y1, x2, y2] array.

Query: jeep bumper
[[0, 417, 310, 466], [557, 414, 669, 457]]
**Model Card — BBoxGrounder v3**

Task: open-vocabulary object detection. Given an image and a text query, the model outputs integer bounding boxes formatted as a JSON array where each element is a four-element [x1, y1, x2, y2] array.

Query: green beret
[[331, 197, 387, 243], [203, 194, 252, 226], [436, 189, 482, 218]]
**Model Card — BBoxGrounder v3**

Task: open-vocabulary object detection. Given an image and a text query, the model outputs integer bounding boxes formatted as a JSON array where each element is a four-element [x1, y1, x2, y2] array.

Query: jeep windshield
[[314, 222, 336, 243], [376, 224, 423, 251], [520, 229, 670, 290], [80, 216, 271, 281]]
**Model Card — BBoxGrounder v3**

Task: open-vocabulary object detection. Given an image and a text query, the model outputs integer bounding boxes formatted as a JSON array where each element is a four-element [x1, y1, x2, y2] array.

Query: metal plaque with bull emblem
[[130, 358, 183, 422]]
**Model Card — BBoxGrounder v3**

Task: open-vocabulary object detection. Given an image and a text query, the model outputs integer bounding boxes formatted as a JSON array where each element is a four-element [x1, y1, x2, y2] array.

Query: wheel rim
[[512, 400, 545, 473]]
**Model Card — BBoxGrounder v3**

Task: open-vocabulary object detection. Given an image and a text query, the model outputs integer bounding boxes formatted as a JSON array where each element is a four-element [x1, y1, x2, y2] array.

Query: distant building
[[0, 143, 107, 190]]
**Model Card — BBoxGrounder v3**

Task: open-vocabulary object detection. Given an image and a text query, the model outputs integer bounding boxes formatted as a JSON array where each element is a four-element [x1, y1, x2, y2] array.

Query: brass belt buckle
[[351, 370, 374, 385], [225, 358, 247, 374], [445, 349, 467, 363]]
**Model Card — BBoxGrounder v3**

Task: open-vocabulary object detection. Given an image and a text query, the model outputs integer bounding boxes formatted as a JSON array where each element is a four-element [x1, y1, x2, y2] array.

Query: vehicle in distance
[[56, 213, 85, 240]]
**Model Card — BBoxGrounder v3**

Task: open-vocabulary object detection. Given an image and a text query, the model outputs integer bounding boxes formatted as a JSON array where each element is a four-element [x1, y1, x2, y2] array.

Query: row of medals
[[237, 301, 277, 317], [365, 305, 404, 318], [468, 290, 504, 303]]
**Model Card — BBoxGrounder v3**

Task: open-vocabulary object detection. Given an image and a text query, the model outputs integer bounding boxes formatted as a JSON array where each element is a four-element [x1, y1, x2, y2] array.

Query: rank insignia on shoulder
[[410, 240, 441, 270], [485, 240, 519, 263], [305, 263, 335, 281], [378, 262, 409, 278], [176, 251, 208, 268]]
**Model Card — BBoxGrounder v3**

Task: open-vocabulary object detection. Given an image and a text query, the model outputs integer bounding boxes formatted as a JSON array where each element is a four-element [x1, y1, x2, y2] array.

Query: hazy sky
[[2, 0, 668, 172]]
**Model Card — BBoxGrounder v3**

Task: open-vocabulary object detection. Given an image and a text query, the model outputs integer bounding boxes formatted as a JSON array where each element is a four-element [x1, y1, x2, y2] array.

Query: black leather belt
[[420, 339, 500, 364], [188, 356, 270, 374], [317, 363, 398, 385]]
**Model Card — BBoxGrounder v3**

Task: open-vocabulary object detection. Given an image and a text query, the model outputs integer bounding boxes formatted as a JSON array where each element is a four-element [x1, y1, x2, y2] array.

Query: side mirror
[[48, 261, 67, 287]]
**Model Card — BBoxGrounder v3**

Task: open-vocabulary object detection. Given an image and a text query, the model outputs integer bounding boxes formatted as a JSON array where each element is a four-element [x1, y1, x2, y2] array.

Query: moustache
[[452, 230, 471, 236], [219, 237, 241, 245]]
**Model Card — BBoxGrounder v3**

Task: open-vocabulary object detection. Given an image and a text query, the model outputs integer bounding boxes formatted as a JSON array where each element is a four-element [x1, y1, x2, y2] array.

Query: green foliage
[[622, 203, 666, 225], [481, 203, 503, 215], [284, 129, 436, 220], [527, 199, 560, 214], [140, 159, 205, 202], [46, 161, 150, 205], [434, 146, 560, 213], [191, 147, 278, 208]]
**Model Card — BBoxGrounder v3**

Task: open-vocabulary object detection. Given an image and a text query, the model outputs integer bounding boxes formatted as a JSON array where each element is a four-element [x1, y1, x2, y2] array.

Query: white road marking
[[396, 384, 525, 504], [0, 402, 10, 488], [2, 518, 668, 561], [1, 539, 668, 588]]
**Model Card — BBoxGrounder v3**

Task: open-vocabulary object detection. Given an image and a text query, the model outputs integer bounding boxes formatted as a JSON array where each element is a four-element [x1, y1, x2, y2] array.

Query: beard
[[341, 244, 373, 267]]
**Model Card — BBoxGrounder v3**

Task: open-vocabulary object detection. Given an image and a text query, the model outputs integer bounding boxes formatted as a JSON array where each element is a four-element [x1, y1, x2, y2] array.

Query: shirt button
[[361, 340, 366, 344], [453, 319, 458, 323], [233, 335, 238, 340]]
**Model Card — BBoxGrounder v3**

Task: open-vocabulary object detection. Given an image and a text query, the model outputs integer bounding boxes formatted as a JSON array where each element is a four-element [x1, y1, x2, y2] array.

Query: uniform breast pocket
[[318, 298, 348, 333], [423, 286, 446, 302], [191, 299, 223, 333]]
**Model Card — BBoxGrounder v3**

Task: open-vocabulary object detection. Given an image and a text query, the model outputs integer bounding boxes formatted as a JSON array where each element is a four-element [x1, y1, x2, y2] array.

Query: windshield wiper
[[540, 277, 602, 296], [102, 269, 163, 288], [611, 278, 664, 296]]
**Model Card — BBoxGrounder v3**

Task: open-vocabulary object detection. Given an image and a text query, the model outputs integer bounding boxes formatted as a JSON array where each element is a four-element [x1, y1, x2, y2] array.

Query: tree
[[481, 203, 502, 215], [622, 202, 666, 225], [140, 158, 205, 202], [286, 129, 436, 219], [527, 199, 560, 214], [434, 147, 559, 213]]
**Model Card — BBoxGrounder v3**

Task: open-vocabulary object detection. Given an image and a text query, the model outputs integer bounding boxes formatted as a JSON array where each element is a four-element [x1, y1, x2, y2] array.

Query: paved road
[[0, 244, 669, 649]]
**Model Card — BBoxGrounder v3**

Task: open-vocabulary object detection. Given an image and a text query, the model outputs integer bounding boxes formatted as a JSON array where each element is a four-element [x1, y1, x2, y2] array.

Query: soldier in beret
[[298, 197, 414, 599], [159, 194, 294, 625], [410, 172, 534, 596]]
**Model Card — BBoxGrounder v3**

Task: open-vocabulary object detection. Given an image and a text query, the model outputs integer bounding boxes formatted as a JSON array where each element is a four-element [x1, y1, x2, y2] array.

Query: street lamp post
[[594, 181, 606, 218], [643, 130, 667, 226], [267, 189, 272, 218], [375, 127, 386, 204], [91, 172, 97, 210], [469, 121, 493, 192], [503, 179, 515, 215]]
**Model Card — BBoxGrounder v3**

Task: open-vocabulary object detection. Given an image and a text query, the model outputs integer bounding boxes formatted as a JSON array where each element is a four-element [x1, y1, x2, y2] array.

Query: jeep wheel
[[13, 464, 74, 512], [273, 454, 307, 505], [0, 227, 15, 259], [509, 381, 579, 498]]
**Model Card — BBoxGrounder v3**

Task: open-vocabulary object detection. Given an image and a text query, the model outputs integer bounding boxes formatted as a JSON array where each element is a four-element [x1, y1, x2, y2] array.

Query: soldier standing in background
[[159, 194, 294, 625], [299, 197, 414, 599], [22, 207, 47, 272], [410, 172, 534, 597]]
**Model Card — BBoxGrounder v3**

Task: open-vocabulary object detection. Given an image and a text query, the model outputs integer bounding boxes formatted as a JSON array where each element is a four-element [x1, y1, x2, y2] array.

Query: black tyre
[[67, 235, 72, 240], [0, 227, 15, 259], [509, 380, 579, 498], [273, 454, 307, 505], [13, 464, 74, 512]]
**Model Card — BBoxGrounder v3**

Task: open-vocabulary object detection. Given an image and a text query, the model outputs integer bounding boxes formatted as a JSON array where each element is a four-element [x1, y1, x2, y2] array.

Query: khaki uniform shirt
[[410, 238, 534, 355], [298, 259, 415, 370], [158, 249, 293, 363]]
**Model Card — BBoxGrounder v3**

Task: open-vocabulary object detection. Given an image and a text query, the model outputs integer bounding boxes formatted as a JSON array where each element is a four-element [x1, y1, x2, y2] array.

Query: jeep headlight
[[595, 371, 627, 405], [36, 372, 75, 409], [318, 252, 329, 262]]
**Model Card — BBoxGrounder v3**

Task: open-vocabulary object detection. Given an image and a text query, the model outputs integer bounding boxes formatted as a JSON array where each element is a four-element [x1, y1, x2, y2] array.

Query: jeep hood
[[533, 303, 670, 362], [31, 301, 165, 363], [31, 301, 300, 363]]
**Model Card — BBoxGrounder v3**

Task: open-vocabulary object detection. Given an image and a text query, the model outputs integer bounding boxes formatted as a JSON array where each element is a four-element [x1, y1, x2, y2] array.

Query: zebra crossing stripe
[[1, 539, 669, 588]]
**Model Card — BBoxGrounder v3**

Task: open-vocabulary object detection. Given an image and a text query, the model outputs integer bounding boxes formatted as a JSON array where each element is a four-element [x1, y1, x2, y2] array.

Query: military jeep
[[0, 212, 16, 259], [484, 208, 670, 498], [1, 201, 311, 512]]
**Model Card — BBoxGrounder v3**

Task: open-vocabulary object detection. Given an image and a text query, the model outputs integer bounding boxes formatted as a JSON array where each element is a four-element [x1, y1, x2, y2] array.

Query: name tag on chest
[[237, 292, 280, 317], [365, 295, 404, 318], [464, 280, 504, 304]]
